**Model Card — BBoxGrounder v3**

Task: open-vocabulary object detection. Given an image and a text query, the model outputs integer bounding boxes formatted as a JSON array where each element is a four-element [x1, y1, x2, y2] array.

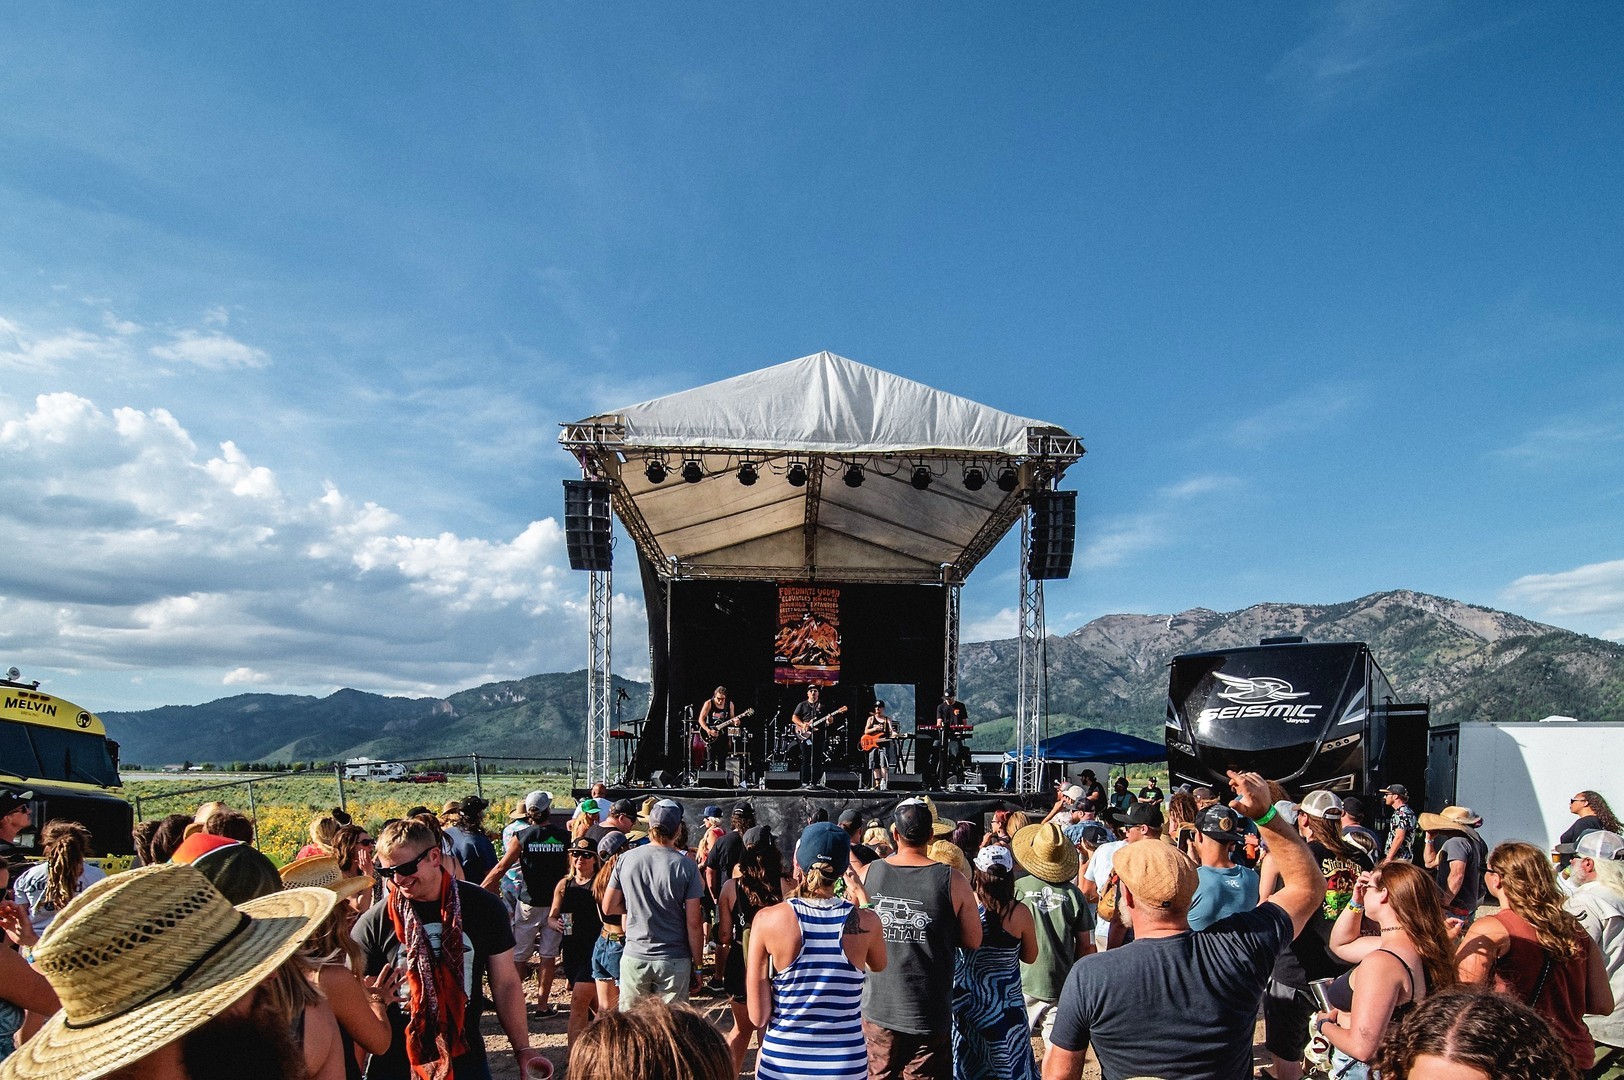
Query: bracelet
[[1253, 805, 1278, 828], [1346, 901, 1364, 913]]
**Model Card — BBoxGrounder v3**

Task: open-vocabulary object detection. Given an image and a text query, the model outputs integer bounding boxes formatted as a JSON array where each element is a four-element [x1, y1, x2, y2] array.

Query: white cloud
[[1503, 560, 1624, 642], [0, 391, 614, 697], [962, 606, 1019, 643], [150, 330, 269, 370], [1080, 473, 1244, 570], [1224, 385, 1366, 450]]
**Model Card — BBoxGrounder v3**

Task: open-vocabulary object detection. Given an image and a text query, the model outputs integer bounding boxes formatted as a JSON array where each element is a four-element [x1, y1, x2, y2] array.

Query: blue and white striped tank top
[[755, 896, 867, 1080]]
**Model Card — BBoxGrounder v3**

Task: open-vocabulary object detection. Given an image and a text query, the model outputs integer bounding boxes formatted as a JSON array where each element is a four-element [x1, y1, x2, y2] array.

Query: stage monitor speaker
[[696, 771, 733, 788], [563, 479, 613, 572], [649, 769, 679, 788], [763, 766, 800, 791], [821, 770, 860, 791], [1028, 490, 1076, 580], [888, 772, 925, 791]]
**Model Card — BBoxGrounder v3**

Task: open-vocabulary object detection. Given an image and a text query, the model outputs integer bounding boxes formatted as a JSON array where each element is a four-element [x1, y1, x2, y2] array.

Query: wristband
[[1253, 805, 1278, 828], [1346, 901, 1363, 914]]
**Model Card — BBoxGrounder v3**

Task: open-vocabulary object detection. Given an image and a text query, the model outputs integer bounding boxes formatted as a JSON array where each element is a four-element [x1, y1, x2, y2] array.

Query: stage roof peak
[[561, 351, 1082, 584]]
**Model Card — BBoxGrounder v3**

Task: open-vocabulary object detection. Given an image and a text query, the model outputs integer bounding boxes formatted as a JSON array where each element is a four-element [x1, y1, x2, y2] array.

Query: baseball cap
[[568, 837, 597, 856], [1063, 785, 1085, 803], [577, 798, 602, 818], [703, 804, 723, 820], [742, 824, 775, 848], [894, 799, 935, 844], [731, 801, 755, 821], [1378, 783, 1409, 797], [0, 789, 35, 816], [1575, 830, 1624, 862], [647, 799, 683, 834], [1300, 791, 1344, 821], [597, 830, 630, 860], [609, 798, 639, 819], [974, 845, 1014, 874], [1106, 802, 1164, 831], [1114, 840, 1199, 910], [523, 790, 553, 814], [837, 808, 861, 827], [1195, 804, 1247, 844], [796, 821, 851, 877]]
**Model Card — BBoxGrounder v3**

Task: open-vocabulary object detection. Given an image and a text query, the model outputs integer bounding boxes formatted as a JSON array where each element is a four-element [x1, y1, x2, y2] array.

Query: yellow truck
[[1, 670, 134, 862]]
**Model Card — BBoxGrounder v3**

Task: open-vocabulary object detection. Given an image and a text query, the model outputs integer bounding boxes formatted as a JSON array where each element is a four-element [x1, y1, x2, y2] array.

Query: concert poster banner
[[773, 584, 841, 685]]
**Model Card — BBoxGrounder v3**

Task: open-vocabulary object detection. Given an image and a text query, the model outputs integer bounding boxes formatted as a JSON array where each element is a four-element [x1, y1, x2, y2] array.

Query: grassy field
[[125, 773, 577, 865]]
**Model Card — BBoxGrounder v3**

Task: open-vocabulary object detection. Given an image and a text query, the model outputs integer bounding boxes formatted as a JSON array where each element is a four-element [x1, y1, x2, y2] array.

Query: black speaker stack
[[1027, 489, 1076, 580], [563, 479, 613, 572]]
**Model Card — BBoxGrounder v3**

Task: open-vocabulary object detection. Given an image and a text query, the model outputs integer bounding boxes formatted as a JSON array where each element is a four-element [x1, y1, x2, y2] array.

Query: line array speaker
[[1028, 490, 1076, 580], [563, 479, 613, 572]]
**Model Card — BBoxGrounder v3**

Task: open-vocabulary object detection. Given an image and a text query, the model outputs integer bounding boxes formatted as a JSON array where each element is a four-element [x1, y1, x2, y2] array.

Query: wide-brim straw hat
[[1418, 809, 1479, 836], [278, 854, 374, 904], [926, 839, 970, 876], [1010, 821, 1080, 884], [1, 864, 335, 1080], [917, 796, 955, 838]]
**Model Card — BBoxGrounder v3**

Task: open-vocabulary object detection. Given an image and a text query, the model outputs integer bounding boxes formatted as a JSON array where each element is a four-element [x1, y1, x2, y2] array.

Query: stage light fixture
[[910, 465, 932, 491], [737, 462, 758, 486], [996, 466, 1019, 492], [681, 459, 704, 484], [785, 462, 808, 487], [644, 460, 668, 485], [963, 466, 986, 491], [842, 464, 865, 488]]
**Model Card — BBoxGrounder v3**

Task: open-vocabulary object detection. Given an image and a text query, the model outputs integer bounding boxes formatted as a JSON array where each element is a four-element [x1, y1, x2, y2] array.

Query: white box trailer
[[1427, 719, 1624, 853]]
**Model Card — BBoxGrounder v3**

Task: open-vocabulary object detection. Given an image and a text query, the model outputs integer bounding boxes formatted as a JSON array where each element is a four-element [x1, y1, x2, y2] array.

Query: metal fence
[[129, 753, 582, 820]]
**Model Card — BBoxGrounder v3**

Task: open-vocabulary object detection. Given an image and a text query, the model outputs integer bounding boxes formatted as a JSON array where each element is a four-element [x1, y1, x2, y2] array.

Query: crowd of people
[[0, 776, 1621, 1080]]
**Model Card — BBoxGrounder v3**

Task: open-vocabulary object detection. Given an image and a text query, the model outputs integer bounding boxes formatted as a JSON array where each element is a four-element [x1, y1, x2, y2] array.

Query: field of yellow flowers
[[125, 773, 576, 865]]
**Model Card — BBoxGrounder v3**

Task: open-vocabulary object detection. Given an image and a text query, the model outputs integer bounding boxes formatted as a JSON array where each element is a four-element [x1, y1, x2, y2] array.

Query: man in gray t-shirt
[[605, 799, 704, 1008]]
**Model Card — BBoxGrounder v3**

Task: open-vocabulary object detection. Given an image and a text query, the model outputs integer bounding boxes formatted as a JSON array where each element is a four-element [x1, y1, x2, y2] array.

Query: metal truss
[[943, 582, 961, 697], [1013, 509, 1048, 795], [585, 568, 613, 785]]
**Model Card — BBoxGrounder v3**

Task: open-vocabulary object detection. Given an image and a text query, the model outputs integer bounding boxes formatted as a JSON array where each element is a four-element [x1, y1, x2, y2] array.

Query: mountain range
[[105, 590, 1624, 765]]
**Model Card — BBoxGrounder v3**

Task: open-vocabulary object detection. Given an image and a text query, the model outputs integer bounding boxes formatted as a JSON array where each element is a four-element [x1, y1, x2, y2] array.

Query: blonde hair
[[1492, 841, 1584, 960], [41, 820, 92, 911], [794, 862, 841, 899], [307, 815, 340, 853], [569, 1000, 732, 1080], [255, 954, 321, 1031], [301, 901, 363, 973]]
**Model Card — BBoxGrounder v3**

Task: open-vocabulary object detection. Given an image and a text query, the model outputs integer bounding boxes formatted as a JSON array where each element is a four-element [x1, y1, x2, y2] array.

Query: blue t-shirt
[[1050, 904, 1292, 1080], [1186, 864, 1259, 931]]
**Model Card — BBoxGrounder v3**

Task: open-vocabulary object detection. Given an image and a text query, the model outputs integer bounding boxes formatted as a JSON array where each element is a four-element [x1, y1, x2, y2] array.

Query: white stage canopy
[[560, 351, 1082, 583]]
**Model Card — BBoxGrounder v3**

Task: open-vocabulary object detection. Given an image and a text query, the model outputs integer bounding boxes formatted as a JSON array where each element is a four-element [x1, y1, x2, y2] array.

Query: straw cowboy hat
[[1418, 806, 1481, 835], [1010, 821, 1080, 884], [926, 839, 970, 876], [0, 863, 334, 1080], [279, 853, 375, 904], [916, 795, 956, 838]]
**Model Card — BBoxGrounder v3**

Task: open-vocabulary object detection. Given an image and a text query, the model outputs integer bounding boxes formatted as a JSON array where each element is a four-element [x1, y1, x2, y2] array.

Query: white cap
[[974, 845, 1014, 873], [523, 790, 553, 813], [1299, 790, 1344, 821], [1576, 830, 1624, 862], [1064, 785, 1085, 803]]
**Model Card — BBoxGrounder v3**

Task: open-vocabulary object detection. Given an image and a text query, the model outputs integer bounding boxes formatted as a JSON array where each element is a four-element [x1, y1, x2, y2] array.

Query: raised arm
[[479, 833, 523, 892], [1229, 770, 1324, 938]]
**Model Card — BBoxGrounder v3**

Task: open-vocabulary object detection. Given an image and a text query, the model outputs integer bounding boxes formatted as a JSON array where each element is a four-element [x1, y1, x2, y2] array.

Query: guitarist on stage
[[697, 685, 739, 771], [861, 700, 899, 791], [791, 684, 845, 787]]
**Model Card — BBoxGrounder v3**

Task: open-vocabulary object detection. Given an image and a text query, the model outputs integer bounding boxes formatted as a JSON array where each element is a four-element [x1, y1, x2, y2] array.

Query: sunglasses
[[376, 848, 434, 880], [1485, 866, 1504, 876], [358, 838, 376, 848], [569, 850, 598, 859]]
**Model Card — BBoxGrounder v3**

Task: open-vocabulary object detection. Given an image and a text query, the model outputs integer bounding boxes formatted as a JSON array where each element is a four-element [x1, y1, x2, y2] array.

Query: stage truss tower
[[585, 568, 613, 785], [1013, 509, 1048, 795]]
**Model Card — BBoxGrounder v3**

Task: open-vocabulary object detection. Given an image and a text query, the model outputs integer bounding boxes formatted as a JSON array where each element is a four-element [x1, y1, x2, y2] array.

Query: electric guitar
[[792, 705, 847, 742], [699, 708, 753, 745], [860, 721, 899, 752]]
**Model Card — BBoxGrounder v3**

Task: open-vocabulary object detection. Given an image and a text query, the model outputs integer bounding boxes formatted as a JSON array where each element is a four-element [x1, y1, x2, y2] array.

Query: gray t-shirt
[[608, 842, 702, 960], [1433, 834, 1483, 913]]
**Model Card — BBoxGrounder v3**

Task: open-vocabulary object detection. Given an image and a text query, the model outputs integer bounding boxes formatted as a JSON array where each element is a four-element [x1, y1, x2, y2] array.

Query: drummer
[[697, 685, 739, 771]]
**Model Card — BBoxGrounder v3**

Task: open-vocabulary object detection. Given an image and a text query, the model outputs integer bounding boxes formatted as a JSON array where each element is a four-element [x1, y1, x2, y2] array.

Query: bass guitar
[[791, 705, 847, 743], [700, 708, 754, 746], [860, 722, 899, 752]]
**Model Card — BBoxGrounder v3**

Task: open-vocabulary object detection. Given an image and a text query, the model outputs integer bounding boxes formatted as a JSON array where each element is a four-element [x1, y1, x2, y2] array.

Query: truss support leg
[[586, 568, 613, 786], [943, 582, 961, 698], [1015, 510, 1047, 796]]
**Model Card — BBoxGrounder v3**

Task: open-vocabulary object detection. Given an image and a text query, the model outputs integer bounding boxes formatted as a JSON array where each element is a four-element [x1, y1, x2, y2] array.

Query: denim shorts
[[591, 934, 624, 983]]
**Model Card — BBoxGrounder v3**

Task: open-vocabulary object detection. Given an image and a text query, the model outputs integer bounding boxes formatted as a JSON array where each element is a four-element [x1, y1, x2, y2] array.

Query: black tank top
[[861, 860, 958, 1035]]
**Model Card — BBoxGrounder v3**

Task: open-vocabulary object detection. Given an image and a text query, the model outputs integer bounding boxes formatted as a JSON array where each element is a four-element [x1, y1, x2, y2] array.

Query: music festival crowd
[[0, 774, 1621, 1080]]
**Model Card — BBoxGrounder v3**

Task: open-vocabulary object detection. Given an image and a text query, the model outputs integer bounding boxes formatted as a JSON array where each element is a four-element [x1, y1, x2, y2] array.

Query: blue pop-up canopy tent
[[1033, 727, 1166, 763]]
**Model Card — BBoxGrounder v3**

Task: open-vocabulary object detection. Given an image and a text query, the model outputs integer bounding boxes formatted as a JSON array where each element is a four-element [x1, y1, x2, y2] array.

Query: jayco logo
[[1199, 673, 1321, 725]]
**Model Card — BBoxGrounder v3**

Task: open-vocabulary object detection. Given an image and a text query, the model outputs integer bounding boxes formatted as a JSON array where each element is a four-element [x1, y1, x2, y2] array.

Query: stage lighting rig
[[737, 461, 759, 486], [962, 466, 986, 491], [785, 462, 808, 487], [996, 466, 1019, 492], [644, 459, 668, 484], [842, 463, 865, 488], [681, 459, 704, 484], [910, 465, 933, 490]]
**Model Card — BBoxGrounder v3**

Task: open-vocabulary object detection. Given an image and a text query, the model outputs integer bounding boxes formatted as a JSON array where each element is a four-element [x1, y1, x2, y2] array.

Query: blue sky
[[1, 4, 1620, 712]]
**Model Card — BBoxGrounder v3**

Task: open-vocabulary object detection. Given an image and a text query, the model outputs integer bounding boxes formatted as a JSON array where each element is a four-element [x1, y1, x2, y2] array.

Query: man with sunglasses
[[355, 817, 543, 1080]]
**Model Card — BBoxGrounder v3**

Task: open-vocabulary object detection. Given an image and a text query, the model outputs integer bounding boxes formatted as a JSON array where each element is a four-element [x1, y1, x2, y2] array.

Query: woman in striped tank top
[[747, 822, 887, 1080]]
